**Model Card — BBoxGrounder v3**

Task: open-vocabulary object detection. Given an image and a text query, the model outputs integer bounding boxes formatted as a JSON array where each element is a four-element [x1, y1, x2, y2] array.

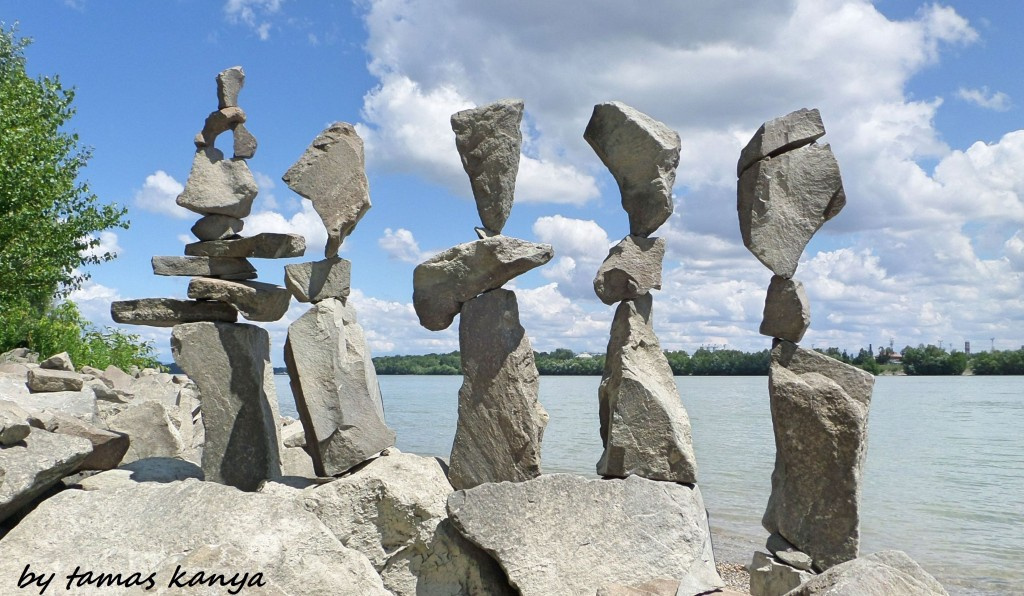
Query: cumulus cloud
[[957, 86, 1011, 111], [133, 171, 188, 219], [532, 215, 611, 299], [379, 228, 430, 264], [80, 231, 122, 260], [245, 202, 329, 255], [223, 0, 281, 40]]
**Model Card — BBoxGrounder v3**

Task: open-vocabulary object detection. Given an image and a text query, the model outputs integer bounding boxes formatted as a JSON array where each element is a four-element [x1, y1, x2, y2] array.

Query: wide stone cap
[[737, 108, 825, 177]]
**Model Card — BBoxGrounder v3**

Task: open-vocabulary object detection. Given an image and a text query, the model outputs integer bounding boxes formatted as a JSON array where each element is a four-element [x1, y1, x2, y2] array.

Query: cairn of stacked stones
[[736, 108, 875, 595], [585, 101, 698, 484], [412, 99, 553, 491], [281, 123, 396, 477], [111, 66, 301, 491]]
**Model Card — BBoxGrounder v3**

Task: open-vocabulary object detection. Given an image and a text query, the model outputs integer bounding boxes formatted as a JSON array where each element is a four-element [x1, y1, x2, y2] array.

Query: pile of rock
[[412, 99, 552, 490], [586, 101, 699, 484], [281, 122, 396, 477]]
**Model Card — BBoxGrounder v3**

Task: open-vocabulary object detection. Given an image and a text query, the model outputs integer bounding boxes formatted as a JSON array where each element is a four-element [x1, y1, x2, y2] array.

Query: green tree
[[901, 345, 966, 376]]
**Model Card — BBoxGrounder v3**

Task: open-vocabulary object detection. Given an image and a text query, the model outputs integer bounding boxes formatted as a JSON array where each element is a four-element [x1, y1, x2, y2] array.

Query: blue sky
[[2, 0, 1022, 364]]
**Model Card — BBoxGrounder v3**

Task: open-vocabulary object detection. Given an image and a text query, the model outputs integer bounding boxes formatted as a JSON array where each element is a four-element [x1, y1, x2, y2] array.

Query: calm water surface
[[275, 374, 1024, 595]]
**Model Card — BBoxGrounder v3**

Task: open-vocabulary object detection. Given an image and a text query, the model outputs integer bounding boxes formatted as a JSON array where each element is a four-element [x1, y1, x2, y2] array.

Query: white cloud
[[532, 215, 611, 299], [223, 0, 281, 40], [379, 228, 430, 264], [133, 171, 188, 219], [957, 87, 1011, 112], [80, 231, 122, 260], [245, 201, 329, 256]]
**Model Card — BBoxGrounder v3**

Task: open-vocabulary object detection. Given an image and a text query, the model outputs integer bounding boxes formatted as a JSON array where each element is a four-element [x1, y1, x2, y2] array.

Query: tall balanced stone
[[448, 289, 548, 490], [283, 122, 370, 257], [451, 99, 524, 235], [170, 322, 282, 491], [584, 101, 680, 237], [284, 298, 395, 476], [598, 294, 697, 483]]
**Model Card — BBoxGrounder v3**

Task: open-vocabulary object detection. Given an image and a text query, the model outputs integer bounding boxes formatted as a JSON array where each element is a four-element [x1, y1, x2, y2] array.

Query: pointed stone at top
[[283, 123, 370, 258], [737, 108, 825, 177], [584, 102, 680, 237], [451, 99, 524, 235], [217, 66, 245, 109]]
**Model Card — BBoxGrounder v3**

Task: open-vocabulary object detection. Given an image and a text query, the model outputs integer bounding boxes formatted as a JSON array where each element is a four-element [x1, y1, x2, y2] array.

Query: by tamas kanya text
[[18, 563, 267, 594]]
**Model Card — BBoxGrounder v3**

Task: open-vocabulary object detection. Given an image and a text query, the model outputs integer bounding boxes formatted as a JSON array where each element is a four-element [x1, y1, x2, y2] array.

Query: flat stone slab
[[584, 101, 680, 237], [187, 277, 291, 322], [76, 457, 205, 491], [190, 213, 244, 241], [176, 146, 259, 218], [447, 474, 723, 596], [594, 235, 665, 305], [738, 108, 826, 176], [760, 275, 811, 342], [0, 428, 93, 524], [749, 551, 813, 596], [111, 298, 238, 327], [787, 550, 948, 596], [152, 255, 256, 279], [451, 99, 524, 235], [413, 236, 554, 331], [26, 368, 83, 393], [184, 232, 306, 259], [284, 256, 351, 303]]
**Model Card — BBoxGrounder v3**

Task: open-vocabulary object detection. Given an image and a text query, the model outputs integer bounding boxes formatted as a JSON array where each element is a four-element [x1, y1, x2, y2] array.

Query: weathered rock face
[[42, 410, 129, 471], [737, 143, 846, 278], [105, 400, 187, 465], [232, 121, 258, 158], [190, 214, 245, 241], [176, 147, 259, 219], [584, 102, 680, 237], [767, 531, 815, 571], [787, 550, 948, 596], [448, 289, 547, 490], [594, 235, 665, 305], [0, 428, 93, 524], [216, 65, 244, 109], [39, 352, 74, 371], [198, 105, 246, 148], [26, 368, 84, 393], [171, 322, 282, 491], [598, 294, 697, 483], [451, 99, 524, 235], [184, 232, 306, 259], [282, 122, 370, 257], [0, 479, 390, 595], [749, 551, 814, 596], [738, 108, 826, 177], [284, 256, 351, 303], [111, 298, 238, 327], [413, 236, 554, 331], [76, 457, 204, 491], [151, 255, 256, 279], [0, 401, 31, 446], [764, 341, 874, 570], [760, 275, 811, 342], [447, 474, 723, 596], [186, 277, 291, 322], [285, 298, 394, 477]]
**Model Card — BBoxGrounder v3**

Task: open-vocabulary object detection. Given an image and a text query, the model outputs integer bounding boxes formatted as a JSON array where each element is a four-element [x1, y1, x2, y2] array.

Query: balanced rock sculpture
[[413, 99, 552, 490], [586, 101, 698, 484]]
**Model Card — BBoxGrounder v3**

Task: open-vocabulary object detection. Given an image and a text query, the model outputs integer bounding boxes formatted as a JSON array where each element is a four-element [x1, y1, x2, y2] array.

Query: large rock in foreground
[[787, 550, 948, 596], [0, 479, 389, 595], [447, 474, 723, 596], [0, 428, 92, 524], [764, 341, 874, 570]]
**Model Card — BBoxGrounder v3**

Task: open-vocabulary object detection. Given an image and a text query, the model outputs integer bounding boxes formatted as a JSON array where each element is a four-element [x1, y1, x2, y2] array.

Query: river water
[[274, 374, 1024, 595]]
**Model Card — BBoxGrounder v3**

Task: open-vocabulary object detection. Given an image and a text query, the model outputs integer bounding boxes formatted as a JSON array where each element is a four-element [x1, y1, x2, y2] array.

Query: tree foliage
[[969, 349, 1024, 375], [901, 345, 968, 376]]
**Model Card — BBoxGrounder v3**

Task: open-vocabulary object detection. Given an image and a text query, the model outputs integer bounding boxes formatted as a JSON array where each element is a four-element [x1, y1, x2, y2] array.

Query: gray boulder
[[598, 294, 697, 483], [152, 255, 256, 279], [216, 65, 244, 109], [285, 298, 395, 476], [111, 298, 238, 327], [0, 383, 99, 423], [190, 214, 244, 240], [764, 341, 874, 570], [787, 550, 948, 596], [413, 236, 554, 331], [76, 457, 204, 491], [171, 322, 282, 491], [738, 143, 845, 278], [749, 551, 814, 596], [26, 368, 84, 393], [760, 275, 811, 342], [187, 277, 291, 322], [449, 289, 547, 490], [594, 235, 665, 305], [447, 474, 723, 596], [451, 99, 524, 235], [767, 531, 815, 571], [42, 410, 129, 470], [176, 146, 259, 218], [39, 351, 74, 371], [737, 108, 826, 176], [0, 400, 30, 446], [184, 232, 306, 259], [102, 364, 135, 392], [198, 106, 246, 148], [584, 101, 680, 237], [282, 122, 370, 257], [0, 428, 93, 524], [233, 121, 258, 159], [105, 400, 187, 465], [284, 256, 351, 303]]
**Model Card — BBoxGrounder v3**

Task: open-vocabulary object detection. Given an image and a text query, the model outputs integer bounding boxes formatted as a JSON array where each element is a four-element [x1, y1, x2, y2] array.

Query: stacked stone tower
[[585, 101, 698, 484], [412, 99, 553, 490], [736, 108, 875, 595]]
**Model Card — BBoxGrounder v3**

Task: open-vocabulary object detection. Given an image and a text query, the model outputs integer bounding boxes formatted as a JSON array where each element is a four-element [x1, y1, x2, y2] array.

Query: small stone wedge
[[594, 235, 665, 305]]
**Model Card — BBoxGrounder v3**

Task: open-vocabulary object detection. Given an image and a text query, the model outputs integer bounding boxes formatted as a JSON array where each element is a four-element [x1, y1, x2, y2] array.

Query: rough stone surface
[[233, 121, 258, 158], [447, 474, 723, 596], [152, 255, 256, 279], [111, 298, 238, 327], [738, 108, 826, 176], [284, 256, 351, 303], [190, 213, 244, 241], [199, 106, 245, 148], [594, 235, 665, 305], [285, 298, 395, 476], [45, 410, 129, 471], [0, 428, 92, 524], [598, 294, 697, 483], [0, 479, 390, 595], [216, 65, 244, 109], [102, 364, 135, 392], [449, 289, 547, 490], [26, 368, 84, 393], [0, 401, 30, 446], [187, 277, 291, 322], [738, 143, 846, 278], [282, 122, 370, 257], [280, 446, 315, 478], [105, 400, 187, 464], [764, 341, 874, 570], [760, 275, 811, 342], [76, 457, 204, 491], [749, 551, 814, 596], [171, 322, 282, 491], [39, 351, 74, 371], [767, 531, 816, 572], [596, 579, 681, 596], [176, 147, 259, 218], [184, 232, 306, 259], [787, 550, 948, 596], [451, 99, 524, 235], [0, 380, 99, 423], [584, 101, 680, 237], [413, 236, 554, 331]]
